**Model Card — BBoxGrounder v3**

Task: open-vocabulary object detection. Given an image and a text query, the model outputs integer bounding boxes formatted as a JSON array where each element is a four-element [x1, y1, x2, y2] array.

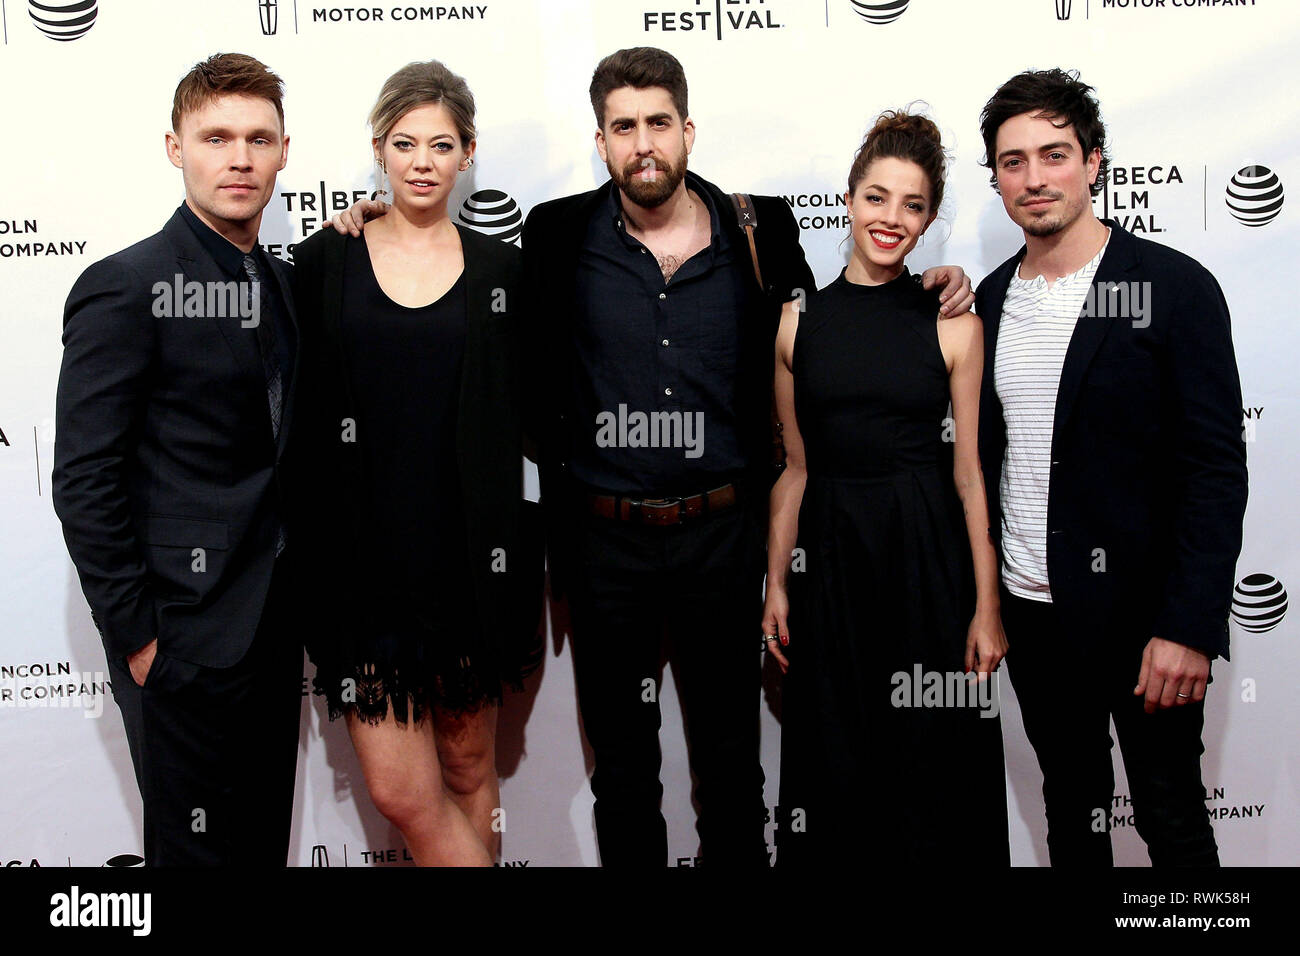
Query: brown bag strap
[[729, 192, 787, 473], [728, 193, 765, 291]]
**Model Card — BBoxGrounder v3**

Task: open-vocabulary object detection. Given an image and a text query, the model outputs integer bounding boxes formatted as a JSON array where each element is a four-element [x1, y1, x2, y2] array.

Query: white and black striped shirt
[[994, 233, 1110, 602]]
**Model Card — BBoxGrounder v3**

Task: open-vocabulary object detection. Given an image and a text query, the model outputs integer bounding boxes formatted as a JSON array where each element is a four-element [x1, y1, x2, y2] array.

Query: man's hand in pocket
[[128, 639, 158, 687]]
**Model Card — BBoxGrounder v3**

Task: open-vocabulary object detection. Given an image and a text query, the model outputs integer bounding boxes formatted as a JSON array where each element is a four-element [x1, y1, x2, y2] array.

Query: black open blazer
[[975, 221, 1248, 660], [285, 223, 542, 679]]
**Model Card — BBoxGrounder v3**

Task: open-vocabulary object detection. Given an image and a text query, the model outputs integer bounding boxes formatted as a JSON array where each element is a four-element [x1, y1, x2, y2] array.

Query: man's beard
[[1016, 191, 1075, 237], [1023, 217, 1066, 238], [612, 150, 686, 208]]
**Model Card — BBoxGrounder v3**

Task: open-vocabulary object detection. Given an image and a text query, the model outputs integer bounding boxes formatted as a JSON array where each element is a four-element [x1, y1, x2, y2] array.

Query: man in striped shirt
[[973, 70, 1247, 866]]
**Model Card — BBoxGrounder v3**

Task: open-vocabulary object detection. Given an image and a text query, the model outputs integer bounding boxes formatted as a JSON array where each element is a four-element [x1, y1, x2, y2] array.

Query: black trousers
[[565, 497, 769, 867], [1001, 590, 1219, 866], [105, 559, 303, 866]]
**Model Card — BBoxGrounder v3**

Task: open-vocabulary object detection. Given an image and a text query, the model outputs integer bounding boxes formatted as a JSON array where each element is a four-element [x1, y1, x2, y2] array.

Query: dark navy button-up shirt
[[569, 172, 748, 495]]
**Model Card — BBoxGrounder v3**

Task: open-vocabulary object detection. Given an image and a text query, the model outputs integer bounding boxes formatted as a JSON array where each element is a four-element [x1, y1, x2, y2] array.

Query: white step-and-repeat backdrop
[[1, 0, 1295, 866]]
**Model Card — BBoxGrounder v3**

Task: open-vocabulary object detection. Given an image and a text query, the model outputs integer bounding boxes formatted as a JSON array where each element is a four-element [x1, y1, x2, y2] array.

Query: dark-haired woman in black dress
[[763, 111, 1010, 866]]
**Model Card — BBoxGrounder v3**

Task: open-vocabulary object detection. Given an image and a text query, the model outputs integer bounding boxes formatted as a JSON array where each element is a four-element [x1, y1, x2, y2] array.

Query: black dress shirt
[[570, 171, 748, 495]]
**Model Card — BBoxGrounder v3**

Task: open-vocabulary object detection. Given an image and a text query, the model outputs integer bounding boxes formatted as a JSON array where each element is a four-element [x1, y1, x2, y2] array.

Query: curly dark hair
[[979, 68, 1109, 197]]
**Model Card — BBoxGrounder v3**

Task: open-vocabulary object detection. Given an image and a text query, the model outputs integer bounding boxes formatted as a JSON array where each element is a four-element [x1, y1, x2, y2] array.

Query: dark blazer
[[520, 172, 815, 595], [53, 207, 297, 669], [285, 223, 542, 678], [975, 220, 1248, 660]]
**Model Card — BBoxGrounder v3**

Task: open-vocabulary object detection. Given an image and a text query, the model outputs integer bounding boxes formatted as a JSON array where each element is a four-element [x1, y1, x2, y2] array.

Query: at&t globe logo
[[28, 0, 98, 41], [850, 0, 909, 24], [458, 189, 522, 244], [1231, 573, 1288, 633], [1225, 166, 1284, 227]]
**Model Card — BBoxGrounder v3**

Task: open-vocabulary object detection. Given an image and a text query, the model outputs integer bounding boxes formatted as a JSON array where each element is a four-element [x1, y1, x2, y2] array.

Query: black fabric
[[239, 253, 286, 449], [520, 172, 812, 865], [179, 201, 294, 392], [521, 173, 815, 598], [178, 200, 246, 276], [566, 502, 769, 867], [975, 220, 1248, 660], [106, 560, 302, 866], [775, 270, 1009, 867], [569, 173, 746, 493], [1001, 589, 1219, 866], [285, 224, 544, 722], [54, 206, 298, 669], [310, 240, 483, 721]]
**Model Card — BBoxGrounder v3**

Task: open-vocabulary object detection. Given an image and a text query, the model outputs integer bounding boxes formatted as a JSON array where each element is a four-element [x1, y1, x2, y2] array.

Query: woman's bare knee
[[349, 714, 449, 829], [439, 746, 494, 796], [434, 705, 497, 796]]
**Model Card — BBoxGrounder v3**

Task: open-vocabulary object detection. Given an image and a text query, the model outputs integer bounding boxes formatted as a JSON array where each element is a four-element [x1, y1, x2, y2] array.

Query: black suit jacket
[[519, 173, 814, 596], [975, 220, 1248, 660], [53, 207, 297, 668], [284, 223, 542, 677]]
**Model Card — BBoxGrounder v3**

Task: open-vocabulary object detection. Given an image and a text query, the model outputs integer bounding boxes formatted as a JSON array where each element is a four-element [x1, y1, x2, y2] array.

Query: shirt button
[[661, 339, 670, 347], [664, 387, 673, 396], [658, 292, 667, 300]]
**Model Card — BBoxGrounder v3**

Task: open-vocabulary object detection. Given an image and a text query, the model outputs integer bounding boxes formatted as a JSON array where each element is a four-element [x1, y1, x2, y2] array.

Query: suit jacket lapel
[[550, 185, 608, 419], [979, 247, 1023, 428], [456, 224, 491, 469], [163, 211, 263, 384], [980, 249, 1021, 356], [1052, 221, 1139, 438], [457, 223, 493, 329], [320, 227, 348, 386]]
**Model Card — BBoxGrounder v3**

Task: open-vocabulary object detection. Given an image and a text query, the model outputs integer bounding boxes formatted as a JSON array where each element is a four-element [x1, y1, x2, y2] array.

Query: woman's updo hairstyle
[[369, 59, 477, 149], [847, 107, 948, 217]]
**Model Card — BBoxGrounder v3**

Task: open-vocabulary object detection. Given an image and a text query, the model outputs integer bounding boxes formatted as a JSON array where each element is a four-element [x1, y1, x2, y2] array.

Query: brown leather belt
[[587, 483, 738, 526]]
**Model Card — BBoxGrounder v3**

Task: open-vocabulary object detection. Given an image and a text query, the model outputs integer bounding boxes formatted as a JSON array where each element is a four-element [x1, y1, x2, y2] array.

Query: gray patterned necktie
[[242, 253, 286, 555], [241, 253, 283, 441]]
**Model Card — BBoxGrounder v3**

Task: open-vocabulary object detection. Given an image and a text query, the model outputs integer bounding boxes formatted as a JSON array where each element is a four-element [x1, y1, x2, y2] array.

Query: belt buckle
[[629, 495, 683, 524]]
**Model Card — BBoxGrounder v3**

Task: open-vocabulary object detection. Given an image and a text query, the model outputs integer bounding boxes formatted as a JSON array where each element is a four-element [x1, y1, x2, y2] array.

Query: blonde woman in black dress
[[288, 61, 539, 865]]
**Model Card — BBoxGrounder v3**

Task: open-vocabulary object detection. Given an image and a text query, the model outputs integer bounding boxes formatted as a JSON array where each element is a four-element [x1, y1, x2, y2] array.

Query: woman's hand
[[762, 586, 791, 674], [964, 608, 1007, 680]]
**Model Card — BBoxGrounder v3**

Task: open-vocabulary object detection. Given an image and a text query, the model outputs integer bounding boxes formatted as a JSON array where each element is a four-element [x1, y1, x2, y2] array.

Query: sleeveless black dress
[[776, 268, 1010, 866], [307, 236, 487, 724]]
